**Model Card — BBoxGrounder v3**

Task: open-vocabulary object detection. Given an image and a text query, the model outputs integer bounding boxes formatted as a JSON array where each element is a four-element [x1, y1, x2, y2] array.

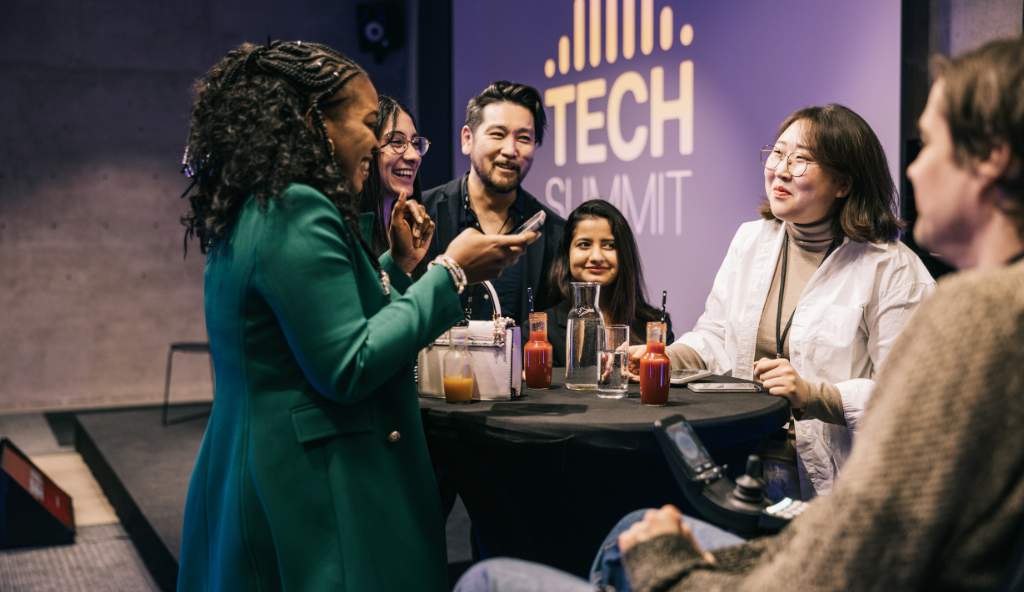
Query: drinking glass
[[443, 327, 474, 404], [596, 324, 630, 398]]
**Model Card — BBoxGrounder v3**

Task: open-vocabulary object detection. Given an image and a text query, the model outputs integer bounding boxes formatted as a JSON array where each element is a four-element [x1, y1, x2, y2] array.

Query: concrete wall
[[0, 1, 411, 411], [943, 0, 1023, 55]]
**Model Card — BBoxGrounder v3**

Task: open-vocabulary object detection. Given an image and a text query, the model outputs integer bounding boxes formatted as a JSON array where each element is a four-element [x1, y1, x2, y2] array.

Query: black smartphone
[[655, 415, 718, 480]]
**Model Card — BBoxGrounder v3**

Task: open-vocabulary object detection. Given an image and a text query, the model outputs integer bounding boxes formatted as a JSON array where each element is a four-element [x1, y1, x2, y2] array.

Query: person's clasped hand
[[753, 357, 811, 409], [389, 193, 435, 274], [444, 228, 539, 284], [617, 505, 716, 565]]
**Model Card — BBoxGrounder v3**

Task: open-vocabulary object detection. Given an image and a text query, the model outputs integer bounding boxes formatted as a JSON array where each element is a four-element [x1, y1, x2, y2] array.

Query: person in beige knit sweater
[[456, 35, 1024, 592]]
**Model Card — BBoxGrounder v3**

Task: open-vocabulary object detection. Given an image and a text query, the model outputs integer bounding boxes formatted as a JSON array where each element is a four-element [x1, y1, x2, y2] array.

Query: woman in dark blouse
[[544, 199, 673, 366]]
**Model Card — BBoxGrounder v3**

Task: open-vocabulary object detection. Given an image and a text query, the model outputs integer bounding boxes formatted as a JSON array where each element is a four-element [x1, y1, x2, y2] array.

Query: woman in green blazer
[[176, 41, 534, 591]]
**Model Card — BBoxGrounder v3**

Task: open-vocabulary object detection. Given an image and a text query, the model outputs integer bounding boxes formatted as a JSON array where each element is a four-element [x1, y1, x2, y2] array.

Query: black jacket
[[416, 176, 565, 327]]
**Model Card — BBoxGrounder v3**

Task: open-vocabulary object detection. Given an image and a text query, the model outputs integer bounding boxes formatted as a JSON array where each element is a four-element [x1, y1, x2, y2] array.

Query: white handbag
[[417, 281, 523, 400]]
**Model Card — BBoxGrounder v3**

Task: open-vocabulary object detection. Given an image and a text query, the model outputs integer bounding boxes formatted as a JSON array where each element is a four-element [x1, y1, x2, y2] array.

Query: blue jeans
[[454, 509, 744, 592]]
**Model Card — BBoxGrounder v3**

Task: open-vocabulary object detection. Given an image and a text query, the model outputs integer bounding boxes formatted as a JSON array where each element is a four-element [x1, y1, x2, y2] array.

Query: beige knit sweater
[[624, 262, 1024, 591]]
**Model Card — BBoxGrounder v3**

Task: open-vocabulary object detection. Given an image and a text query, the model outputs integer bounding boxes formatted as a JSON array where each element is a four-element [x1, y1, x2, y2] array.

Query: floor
[[0, 412, 159, 591], [0, 408, 474, 590]]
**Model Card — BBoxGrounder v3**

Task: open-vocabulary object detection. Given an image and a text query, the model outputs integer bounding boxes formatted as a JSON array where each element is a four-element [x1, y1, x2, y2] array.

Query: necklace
[[464, 195, 513, 234], [462, 177, 516, 234]]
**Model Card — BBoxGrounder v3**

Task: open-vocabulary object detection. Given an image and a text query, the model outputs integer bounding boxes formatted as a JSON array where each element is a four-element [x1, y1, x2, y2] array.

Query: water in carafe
[[565, 282, 602, 390]]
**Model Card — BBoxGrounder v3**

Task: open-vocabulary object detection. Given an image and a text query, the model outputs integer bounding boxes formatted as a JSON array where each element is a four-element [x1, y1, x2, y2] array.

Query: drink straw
[[660, 290, 667, 322]]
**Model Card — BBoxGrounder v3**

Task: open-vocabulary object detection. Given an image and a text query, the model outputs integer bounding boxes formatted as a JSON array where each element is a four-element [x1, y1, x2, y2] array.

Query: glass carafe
[[565, 281, 602, 391]]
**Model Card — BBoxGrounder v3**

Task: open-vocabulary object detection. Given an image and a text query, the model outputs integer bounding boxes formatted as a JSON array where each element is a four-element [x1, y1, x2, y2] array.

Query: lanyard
[[775, 233, 795, 358], [774, 232, 839, 358]]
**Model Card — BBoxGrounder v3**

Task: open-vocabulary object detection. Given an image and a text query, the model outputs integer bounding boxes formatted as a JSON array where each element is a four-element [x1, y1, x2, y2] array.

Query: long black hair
[[180, 40, 368, 254], [547, 200, 663, 327], [359, 95, 423, 255]]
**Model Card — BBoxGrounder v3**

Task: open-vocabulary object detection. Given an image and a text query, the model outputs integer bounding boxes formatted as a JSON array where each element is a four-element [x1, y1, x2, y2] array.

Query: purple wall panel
[[452, 0, 901, 329]]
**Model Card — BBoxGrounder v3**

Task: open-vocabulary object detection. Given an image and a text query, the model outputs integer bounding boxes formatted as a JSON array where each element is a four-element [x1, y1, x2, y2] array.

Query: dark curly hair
[[359, 95, 423, 255], [180, 40, 369, 254]]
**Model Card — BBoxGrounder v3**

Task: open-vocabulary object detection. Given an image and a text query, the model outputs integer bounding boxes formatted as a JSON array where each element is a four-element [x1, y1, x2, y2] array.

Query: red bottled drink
[[524, 312, 553, 389], [639, 322, 670, 405]]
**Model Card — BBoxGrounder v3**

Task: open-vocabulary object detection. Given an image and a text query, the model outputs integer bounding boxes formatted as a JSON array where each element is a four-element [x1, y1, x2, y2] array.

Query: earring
[[326, 137, 336, 159]]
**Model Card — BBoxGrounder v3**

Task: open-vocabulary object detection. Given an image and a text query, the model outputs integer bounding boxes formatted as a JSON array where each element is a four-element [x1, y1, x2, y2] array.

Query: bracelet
[[430, 255, 467, 294], [429, 254, 467, 294]]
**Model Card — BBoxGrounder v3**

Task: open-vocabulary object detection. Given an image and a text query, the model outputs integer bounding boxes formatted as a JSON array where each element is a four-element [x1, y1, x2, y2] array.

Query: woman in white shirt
[[635, 104, 934, 499]]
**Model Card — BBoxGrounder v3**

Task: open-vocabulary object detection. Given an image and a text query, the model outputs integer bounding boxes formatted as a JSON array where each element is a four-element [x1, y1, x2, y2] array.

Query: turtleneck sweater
[[667, 217, 845, 424], [755, 217, 845, 424]]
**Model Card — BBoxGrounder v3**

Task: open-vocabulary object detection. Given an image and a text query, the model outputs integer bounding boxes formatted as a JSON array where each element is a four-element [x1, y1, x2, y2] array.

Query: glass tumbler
[[596, 324, 630, 398], [443, 327, 474, 404]]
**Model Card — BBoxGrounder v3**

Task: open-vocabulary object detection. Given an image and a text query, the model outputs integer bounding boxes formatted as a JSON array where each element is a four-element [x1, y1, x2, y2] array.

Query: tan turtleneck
[[757, 217, 844, 424], [669, 218, 846, 425]]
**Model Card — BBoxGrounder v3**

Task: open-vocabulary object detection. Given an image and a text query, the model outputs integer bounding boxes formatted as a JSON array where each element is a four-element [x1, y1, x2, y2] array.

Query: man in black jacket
[[418, 81, 565, 328]]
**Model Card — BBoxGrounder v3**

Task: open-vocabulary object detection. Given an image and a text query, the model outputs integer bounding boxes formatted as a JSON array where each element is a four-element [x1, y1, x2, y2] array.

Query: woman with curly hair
[[360, 95, 430, 254], [176, 40, 534, 591]]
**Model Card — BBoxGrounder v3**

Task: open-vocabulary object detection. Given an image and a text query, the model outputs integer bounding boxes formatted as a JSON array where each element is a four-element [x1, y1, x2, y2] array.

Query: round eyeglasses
[[382, 132, 431, 157], [761, 146, 816, 177]]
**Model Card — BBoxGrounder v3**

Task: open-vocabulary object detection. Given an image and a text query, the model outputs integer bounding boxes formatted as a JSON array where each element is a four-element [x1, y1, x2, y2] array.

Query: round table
[[420, 372, 788, 577]]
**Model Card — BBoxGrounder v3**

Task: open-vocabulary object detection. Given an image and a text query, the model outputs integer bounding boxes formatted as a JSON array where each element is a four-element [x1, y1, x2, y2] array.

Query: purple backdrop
[[452, 0, 900, 328]]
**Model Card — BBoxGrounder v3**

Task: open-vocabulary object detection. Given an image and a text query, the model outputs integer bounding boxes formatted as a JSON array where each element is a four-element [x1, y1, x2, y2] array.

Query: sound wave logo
[[537, 0, 696, 234], [543, 0, 695, 79]]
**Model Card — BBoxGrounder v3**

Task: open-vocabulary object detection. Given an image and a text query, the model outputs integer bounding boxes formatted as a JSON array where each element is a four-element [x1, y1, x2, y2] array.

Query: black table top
[[419, 372, 789, 449], [421, 372, 790, 575]]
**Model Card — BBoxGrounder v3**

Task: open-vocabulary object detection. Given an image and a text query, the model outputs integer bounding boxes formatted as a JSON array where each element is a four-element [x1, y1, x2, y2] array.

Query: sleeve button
[[387, 430, 401, 443]]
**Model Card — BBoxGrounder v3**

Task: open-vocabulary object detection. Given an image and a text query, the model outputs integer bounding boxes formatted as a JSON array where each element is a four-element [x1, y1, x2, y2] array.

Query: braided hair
[[180, 40, 372, 255]]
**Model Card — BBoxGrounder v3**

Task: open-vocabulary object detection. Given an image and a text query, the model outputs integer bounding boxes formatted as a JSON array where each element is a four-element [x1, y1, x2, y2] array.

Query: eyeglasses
[[761, 146, 817, 177], [381, 132, 431, 157]]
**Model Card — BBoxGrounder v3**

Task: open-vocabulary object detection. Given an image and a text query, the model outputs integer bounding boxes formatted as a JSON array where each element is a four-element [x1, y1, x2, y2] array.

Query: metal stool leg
[[162, 346, 175, 426], [163, 342, 213, 426]]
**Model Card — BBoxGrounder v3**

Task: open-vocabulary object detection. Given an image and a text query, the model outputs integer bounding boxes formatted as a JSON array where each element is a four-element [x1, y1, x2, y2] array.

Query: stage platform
[[75, 404, 472, 591], [75, 405, 207, 591]]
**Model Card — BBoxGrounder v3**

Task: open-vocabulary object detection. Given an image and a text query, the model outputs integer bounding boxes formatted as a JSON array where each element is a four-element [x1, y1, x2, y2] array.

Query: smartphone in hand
[[513, 210, 546, 235]]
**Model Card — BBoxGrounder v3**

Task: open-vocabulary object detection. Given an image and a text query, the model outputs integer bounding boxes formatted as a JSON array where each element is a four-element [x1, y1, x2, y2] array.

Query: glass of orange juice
[[443, 327, 474, 404]]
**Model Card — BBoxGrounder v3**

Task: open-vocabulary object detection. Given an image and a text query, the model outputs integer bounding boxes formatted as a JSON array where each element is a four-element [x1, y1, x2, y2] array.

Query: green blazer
[[177, 184, 462, 591]]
